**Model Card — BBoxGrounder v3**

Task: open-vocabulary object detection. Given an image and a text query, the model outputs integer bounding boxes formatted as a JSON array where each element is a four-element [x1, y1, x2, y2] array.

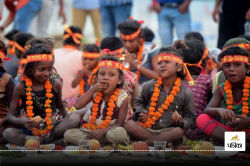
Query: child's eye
[[110, 73, 115, 77], [39, 68, 44, 71], [158, 61, 162, 65], [223, 64, 230, 68], [99, 72, 104, 76], [234, 63, 241, 67], [48, 67, 52, 71]]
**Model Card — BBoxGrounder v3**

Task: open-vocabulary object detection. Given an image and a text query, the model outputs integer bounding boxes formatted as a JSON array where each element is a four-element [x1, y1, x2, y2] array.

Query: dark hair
[[118, 19, 143, 38], [182, 40, 205, 75], [63, 26, 82, 46], [23, 44, 54, 79], [158, 40, 187, 80], [14, 32, 34, 58], [100, 36, 123, 51], [26, 38, 54, 50], [0, 40, 7, 72], [92, 55, 124, 89], [142, 27, 155, 42], [4, 29, 20, 41], [83, 44, 100, 53], [185, 32, 204, 43]]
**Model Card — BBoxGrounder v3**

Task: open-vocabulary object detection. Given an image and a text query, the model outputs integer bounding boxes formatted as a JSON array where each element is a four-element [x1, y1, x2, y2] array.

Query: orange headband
[[14, 42, 25, 52], [158, 53, 199, 85], [202, 48, 209, 60], [102, 47, 124, 60], [82, 52, 100, 59], [63, 24, 83, 44], [221, 55, 248, 64], [98, 60, 123, 70], [120, 27, 141, 40], [8, 41, 15, 54], [222, 43, 250, 51], [0, 50, 11, 61], [27, 54, 54, 63]]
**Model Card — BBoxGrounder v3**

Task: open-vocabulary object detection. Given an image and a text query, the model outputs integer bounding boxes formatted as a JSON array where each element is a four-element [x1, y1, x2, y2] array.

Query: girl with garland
[[64, 55, 129, 146], [118, 18, 159, 85], [181, 39, 212, 141], [3, 43, 68, 145], [124, 40, 195, 146], [0, 41, 15, 145], [197, 46, 250, 149], [72, 44, 100, 98], [100, 36, 139, 121]]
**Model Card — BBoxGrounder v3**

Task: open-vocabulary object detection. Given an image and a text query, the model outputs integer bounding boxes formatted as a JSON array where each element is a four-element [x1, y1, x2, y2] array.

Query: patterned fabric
[[20, 77, 63, 143], [182, 74, 212, 140], [82, 89, 128, 125], [123, 71, 138, 120], [100, 0, 132, 6], [72, 0, 100, 10]]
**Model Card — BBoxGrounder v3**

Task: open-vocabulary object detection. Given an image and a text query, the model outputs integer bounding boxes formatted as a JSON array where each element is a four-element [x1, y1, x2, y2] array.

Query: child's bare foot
[[112, 143, 118, 150]]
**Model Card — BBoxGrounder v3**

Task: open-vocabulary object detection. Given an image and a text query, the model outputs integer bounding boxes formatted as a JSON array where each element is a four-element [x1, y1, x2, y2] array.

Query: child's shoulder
[[1, 73, 11, 81], [179, 85, 194, 97]]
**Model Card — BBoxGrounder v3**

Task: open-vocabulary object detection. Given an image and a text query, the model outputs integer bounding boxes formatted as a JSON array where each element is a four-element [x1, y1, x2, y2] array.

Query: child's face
[[82, 57, 98, 70], [33, 61, 54, 83], [223, 62, 248, 84], [122, 39, 139, 53], [97, 67, 122, 94], [157, 61, 182, 78]]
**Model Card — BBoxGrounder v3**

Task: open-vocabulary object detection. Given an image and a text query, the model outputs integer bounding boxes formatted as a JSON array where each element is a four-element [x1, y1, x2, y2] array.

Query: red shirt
[[5, 0, 30, 18]]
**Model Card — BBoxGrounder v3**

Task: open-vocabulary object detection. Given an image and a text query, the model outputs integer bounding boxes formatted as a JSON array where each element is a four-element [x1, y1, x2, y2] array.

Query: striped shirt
[[72, 0, 100, 10], [100, 0, 132, 7]]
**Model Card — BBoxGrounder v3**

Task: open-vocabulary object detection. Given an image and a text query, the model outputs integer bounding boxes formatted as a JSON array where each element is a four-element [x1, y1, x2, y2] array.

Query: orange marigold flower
[[47, 125, 53, 130], [26, 101, 33, 105], [149, 106, 155, 112], [227, 105, 233, 110], [151, 102, 157, 106], [107, 112, 113, 116], [158, 108, 164, 113]]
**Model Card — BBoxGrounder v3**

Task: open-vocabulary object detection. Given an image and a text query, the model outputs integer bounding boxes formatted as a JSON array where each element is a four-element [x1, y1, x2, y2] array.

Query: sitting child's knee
[[123, 120, 134, 129], [3, 128, 15, 140], [68, 112, 81, 126], [173, 127, 184, 139]]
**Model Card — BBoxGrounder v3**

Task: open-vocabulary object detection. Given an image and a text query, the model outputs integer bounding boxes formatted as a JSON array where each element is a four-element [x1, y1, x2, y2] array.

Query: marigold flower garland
[[126, 41, 144, 80], [26, 78, 54, 136], [79, 66, 99, 95], [139, 77, 181, 128], [224, 76, 250, 116], [81, 88, 120, 130]]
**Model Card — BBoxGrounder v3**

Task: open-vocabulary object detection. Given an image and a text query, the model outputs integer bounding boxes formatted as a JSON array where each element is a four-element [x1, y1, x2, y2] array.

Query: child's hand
[[138, 110, 147, 122], [228, 115, 250, 131], [89, 129, 106, 140], [21, 118, 36, 131], [171, 111, 183, 127], [91, 80, 108, 92], [217, 108, 236, 122]]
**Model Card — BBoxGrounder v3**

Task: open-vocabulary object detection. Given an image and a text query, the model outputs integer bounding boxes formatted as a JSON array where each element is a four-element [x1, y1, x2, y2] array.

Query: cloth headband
[[102, 47, 125, 60], [221, 55, 248, 64], [98, 60, 123, 70], [0, 50, 11, 61], [82, 52, 100, 59], [27, 54, 54, 62], [222, 43, 250, 51], [14, 42, 25, 52], [63, 24, 83, 44], [120, 27, 141, 41], [158, 53, 204, 85]]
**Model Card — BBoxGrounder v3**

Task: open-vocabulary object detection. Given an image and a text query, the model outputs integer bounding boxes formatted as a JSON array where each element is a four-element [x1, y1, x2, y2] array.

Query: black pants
[[218, 11, 247, 49]]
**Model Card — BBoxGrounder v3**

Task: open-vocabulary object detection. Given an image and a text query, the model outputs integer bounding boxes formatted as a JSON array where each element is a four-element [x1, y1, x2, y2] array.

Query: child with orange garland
[[0, 40, 15, 145], [72, 44, 100, 97], [124, 40, 195, 146], [118, 18, 159, 85], [196, 46, 250, 149], [3, 43, 68, 145], [64, 55, 129, 146]]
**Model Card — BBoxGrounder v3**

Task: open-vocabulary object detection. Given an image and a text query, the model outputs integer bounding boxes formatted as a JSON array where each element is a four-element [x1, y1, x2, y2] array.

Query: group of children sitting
[[0, 17, 249, 151]]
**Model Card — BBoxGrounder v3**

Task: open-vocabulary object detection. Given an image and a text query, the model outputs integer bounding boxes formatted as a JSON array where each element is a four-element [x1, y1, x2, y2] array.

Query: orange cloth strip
[[222, 43, 250, 51], [158, 53, 199, 85], [102, 47, 125, 60], [63, 24, 83, 44], [14, 42, 25, 52], [8, 41, 15, 54], [222, 55, 249, 64], [120, 27, 141, 40], [98, 60, 123, 70], [27, 54, 54, 63], [0, 50, 11, 61], [82, 52, 100, 58], [158, 53, 183, 64], [202, 48, 209, 60]]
